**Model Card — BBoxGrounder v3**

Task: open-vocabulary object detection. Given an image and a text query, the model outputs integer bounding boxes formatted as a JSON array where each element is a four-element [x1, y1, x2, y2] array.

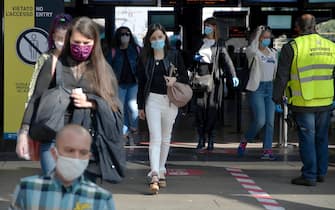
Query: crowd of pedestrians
[[9, 12, 335, 209]]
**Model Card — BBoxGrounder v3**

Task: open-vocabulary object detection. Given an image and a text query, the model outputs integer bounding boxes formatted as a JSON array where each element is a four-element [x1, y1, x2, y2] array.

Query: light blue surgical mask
[[261, 38, 271, 47], [151, 39, 165, 50], [204, 26, 213, 35]]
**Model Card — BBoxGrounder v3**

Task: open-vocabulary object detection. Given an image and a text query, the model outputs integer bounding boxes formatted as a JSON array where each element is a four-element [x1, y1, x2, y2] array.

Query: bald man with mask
[[10, 124, 116, 210], [273, 14, 335, 186]]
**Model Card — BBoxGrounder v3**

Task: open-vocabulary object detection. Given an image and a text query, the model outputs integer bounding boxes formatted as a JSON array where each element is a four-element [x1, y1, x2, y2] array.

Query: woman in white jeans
[[137, 24, 189, 194]]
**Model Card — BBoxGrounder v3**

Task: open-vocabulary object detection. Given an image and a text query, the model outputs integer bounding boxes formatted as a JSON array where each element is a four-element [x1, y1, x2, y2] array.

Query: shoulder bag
[[167, 63, 193, 107], [29, 61, 71, 142]]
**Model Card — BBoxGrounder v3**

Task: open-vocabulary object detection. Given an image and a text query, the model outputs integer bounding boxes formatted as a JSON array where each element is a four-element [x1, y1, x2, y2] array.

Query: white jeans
[[145, 93, 178, 178]]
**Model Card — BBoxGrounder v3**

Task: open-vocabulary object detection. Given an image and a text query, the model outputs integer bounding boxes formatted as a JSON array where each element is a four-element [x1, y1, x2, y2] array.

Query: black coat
[[72, 95, 126, 183]]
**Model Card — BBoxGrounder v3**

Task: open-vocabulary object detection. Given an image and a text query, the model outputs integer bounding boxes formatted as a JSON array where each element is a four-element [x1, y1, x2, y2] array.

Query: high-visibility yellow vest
[[287, 34, 335, 107]]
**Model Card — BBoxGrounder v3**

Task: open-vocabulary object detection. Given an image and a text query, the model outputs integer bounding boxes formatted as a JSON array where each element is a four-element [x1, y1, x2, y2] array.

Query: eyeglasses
[[121, 32, 130, 36]]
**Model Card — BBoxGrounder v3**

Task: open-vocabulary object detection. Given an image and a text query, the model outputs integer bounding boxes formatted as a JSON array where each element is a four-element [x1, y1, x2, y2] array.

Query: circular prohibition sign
[[16, 27, 49, 65]]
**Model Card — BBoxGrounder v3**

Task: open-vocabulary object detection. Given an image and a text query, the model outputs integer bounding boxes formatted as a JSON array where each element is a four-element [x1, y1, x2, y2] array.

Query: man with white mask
[[10, 124, 116, 210]]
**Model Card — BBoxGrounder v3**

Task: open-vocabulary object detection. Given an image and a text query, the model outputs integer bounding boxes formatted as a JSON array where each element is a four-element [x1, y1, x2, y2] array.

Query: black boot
[[207, 131, 214, 151], [196, 127, 205, 149]]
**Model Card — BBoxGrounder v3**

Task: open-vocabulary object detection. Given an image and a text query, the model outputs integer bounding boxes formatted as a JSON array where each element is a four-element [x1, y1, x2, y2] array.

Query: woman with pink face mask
[[16, 17, 124, 182]]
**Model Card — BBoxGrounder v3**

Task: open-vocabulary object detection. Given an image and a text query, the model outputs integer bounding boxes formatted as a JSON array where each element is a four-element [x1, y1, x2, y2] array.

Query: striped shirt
[[9, 173, 115, 210]]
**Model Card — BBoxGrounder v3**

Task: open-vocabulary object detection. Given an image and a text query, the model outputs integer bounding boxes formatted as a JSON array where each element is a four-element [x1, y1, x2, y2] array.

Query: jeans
[[119, 84, 138, 134], [145, 93, 178, 178], [40, 141, 55, 175], [294, 111, 330, 181], [245, 81, 275, 150]]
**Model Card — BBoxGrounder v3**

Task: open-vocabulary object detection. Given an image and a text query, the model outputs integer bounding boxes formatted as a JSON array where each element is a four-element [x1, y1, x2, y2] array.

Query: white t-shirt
[[198, 38, 215, 64], [256, 49, 276, 82]]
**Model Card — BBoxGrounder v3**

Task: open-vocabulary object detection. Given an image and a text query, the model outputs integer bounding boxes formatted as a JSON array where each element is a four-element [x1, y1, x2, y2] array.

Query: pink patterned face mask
[[70, 43, 93, 61]]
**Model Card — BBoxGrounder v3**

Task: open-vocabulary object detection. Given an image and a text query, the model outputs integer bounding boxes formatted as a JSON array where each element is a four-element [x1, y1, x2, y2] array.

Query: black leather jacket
[[137, 50, 189, 110]]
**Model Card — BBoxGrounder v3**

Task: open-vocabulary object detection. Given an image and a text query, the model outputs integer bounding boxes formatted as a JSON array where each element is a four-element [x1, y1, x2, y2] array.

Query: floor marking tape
[[231, 172, 249, 177], [259, 201, 281, 207], [239, 180, 257, 184], [242, 184, 262, 190], [251, 193, 272, 199], [226, 167, 242, 172], [263, 205, 286, 210], [226, 167, 286, 210], [236, 178, 255, 183], [257, 198, 279, 204], [247, 189, 266, 193]]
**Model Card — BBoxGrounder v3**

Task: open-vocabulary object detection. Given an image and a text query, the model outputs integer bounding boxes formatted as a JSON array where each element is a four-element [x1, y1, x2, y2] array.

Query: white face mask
[[54, 41, 64, 50], [120, 35, 130, 45], [55, 150, 89, 181]]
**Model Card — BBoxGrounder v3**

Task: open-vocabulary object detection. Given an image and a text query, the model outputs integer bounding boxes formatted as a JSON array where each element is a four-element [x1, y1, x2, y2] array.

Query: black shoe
[[207, 144, 214, 151], [291, 176, 316, 186], [317, 176, 325, 183], [196, 142, 205, 150], [207, 131, 214, 151], [207, 137, 214, 151], [196, 127, 205, 150]]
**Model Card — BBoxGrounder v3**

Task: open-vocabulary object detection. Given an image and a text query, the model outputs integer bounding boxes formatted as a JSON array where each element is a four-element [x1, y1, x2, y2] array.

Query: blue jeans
[[294, 111, 330, 181], [40, 141, 55, 175], [245, 82, 275, 150], [119, 84, 138, 134]]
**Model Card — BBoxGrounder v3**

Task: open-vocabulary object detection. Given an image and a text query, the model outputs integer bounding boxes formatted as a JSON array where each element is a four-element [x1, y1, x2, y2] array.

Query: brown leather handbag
[[167, 64, 193, 107]]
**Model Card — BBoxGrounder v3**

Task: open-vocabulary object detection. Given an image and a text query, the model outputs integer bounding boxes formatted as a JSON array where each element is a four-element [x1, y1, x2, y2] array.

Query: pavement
[[1, 97, 335, 210], [0, 143, 335, 210]]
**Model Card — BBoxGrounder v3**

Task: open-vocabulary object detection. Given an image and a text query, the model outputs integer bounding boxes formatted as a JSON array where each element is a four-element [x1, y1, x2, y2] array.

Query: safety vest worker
[[286, 34, 335, 108], [273, 13, 335, 187]]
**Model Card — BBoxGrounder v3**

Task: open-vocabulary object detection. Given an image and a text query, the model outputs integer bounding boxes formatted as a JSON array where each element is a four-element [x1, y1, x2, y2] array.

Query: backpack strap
[[55, 60, 63, 86], [50, 56, 57, 77]]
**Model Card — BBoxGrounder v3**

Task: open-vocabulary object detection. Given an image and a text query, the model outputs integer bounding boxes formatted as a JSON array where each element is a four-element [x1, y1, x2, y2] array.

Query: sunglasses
[[120, 32, 130, 36], [261, 26, 271, 31]]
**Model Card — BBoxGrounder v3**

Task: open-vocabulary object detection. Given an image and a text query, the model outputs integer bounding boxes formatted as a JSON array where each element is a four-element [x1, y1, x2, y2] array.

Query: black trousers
[[194, 90, 217, 139]]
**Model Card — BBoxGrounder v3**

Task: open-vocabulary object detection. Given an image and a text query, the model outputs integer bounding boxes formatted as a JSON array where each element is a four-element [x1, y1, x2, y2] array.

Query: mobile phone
[[72, 88, 83, 94]]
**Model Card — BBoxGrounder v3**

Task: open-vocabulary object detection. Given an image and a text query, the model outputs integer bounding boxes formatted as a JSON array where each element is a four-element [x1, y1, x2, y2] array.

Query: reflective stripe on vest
[[291, 74, 333, 82], [288, 34, 335, 107], [299, 64, 334, 72]]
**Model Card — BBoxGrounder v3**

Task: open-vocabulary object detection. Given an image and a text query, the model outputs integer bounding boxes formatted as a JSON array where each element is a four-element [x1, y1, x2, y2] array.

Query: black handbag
[[29, 61, 71, 142], [191, 72, 214, 92]]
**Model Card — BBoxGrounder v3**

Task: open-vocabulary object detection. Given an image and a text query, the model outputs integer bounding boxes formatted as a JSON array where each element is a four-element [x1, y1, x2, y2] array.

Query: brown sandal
[[149, 175, 159, 194], [159, 178, 167, 188]]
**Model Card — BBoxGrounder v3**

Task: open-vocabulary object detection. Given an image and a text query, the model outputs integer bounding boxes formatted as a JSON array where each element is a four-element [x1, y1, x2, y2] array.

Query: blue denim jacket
[[110, 46, 139, 82]]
